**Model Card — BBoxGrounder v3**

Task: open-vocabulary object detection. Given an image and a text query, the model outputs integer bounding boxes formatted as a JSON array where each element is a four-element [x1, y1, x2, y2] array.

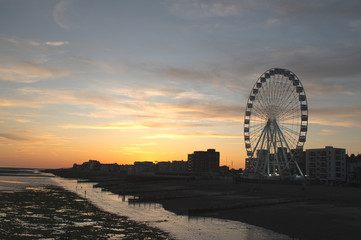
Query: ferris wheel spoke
[[250, 125, 264, 137], [278, 98, 297, 116], [279, 134, 298, 150], [254, 124, 266, 145], [261, 81, 272, 110], [251, 123, 266, 131], [271, 77, 278, 106], [276, 132, 289, 162], [279, 95, 297, 117], [280, 96, 299, 115], [280, 126, 300, 138], [277, 131, 297, 153], [279, 111, 299, 123], [281, 114, 300, 123], [275, 125, 294, 161], [279, 124, 299, 136], [251, 129, 265, 140], [275, 77, 286, 107], [252, 115, 266, 121], [281, 122, 300, 126], [277, 82, 296, 110], [251, 126, 267, 155], [278, 92, 298, 112], [252, 107, 268, 120], [252, 130, 266, 141], [251, 121, 266, 128], [278, 103, 300, 121], [257, 88, 270, 115], [282, 131, 298, 145], [279, 113, 300, 124], [275, 77, 284, 104]]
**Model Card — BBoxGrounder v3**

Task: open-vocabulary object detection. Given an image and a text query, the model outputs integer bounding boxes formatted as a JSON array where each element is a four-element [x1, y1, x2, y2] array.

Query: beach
[[0, 168, 171, 240], [0, 185, 171, 239], [47, 169, 361, 240]]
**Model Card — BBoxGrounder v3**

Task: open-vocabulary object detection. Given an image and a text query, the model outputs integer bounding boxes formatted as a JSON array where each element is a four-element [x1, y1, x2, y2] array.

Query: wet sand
[[0, 185, 171, 239], [47, 170, 361, 240]]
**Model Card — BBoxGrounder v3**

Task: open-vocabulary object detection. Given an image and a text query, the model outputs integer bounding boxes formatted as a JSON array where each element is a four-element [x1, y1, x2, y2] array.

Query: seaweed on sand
[[0, 186, 172, 239]]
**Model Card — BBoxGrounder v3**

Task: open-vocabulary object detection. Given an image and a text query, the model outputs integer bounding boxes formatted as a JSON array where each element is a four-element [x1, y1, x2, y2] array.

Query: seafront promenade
[[47, 169, 361, 240]]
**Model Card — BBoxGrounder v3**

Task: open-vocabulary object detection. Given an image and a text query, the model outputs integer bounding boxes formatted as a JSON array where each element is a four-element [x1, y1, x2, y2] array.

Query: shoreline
[[46, 169, 361, 240]]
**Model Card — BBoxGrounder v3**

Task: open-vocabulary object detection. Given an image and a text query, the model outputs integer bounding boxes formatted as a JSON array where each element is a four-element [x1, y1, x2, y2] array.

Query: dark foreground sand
[[127, 179, 361, 240], [47, 170, 361, 240]]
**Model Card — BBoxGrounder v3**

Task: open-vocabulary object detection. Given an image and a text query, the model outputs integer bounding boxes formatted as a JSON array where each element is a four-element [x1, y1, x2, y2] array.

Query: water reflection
[[54, 177, 293, 240], [0, 172, 53, 193]]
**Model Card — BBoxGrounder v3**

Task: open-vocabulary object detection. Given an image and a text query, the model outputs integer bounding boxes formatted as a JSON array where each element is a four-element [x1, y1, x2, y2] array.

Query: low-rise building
[[157, 161, 172, 172], [99, 163, 119, 172], [170, 160, 188, 172], [156, 160, 188, 173], [129, 161, 155, 175]]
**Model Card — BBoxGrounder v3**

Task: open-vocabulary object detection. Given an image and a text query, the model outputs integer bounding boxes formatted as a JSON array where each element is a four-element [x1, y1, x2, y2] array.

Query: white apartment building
[[306, 146, 346, 183]]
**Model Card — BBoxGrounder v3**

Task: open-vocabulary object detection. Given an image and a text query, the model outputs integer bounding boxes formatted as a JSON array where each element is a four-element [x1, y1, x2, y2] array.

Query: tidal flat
[[0, 186, 171, 240]]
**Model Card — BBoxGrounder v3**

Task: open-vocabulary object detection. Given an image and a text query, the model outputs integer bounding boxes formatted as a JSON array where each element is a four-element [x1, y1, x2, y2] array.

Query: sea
[[0, 167, 293, 240]]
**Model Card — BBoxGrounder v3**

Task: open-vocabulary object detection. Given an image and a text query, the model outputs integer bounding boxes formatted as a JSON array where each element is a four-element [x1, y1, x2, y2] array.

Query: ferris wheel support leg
[[276, 122, 304, 177], [272, 126, 279, 176], [264, 126, 271, 176], [294, 156, 304, 177], [277, 127, 289, 174], [273, 131, 279, 175], [251, 126, 267, 174]]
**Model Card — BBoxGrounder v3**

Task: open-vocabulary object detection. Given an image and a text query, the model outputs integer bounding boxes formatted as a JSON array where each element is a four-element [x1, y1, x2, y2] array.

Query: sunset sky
[[1, 0, 361, 169]]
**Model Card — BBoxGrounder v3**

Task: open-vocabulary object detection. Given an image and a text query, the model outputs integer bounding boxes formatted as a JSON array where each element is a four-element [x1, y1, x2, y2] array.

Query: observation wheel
[[244, 68, 308, 177]]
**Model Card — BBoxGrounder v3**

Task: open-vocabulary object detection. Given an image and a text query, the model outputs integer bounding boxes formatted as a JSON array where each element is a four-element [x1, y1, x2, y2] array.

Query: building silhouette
[[188, 149, 220, 172], [156, 160, 188, 173], [346, 154, 361, 184], [73, 160, 101, 170], [306, 146, 346, 183]]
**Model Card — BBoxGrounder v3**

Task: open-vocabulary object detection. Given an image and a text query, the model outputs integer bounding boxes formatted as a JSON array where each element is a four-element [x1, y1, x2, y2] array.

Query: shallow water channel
[[54, 177, 293, 240]]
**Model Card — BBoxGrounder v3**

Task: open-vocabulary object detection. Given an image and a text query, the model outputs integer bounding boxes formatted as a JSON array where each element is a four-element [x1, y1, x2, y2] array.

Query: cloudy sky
[[1, 0, 361, 168]]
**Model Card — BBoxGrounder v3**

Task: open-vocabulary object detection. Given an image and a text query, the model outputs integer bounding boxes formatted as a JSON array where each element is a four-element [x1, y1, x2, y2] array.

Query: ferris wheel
[[244, 68, 308, 177]]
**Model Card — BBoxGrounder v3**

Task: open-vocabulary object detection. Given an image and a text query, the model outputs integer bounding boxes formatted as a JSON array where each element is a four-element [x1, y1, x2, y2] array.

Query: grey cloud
[[309, 105, 361, 127], [0, 61, 70, 83], [220, 46, 361, 97], [13, 87, 242, 123], [71, 56, 115, 73], [310, 106, 361, 118], [0, 133, 30, 141], [272, 0, 361, 19], [170, 0, 245, 18], [303, 81, 361, 96], [53, 0, 73, 30], [248, 47, 361, 79], [159, 67, 211, 80], [158, 101, 244, 122], [170, 0, 361, 19]]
